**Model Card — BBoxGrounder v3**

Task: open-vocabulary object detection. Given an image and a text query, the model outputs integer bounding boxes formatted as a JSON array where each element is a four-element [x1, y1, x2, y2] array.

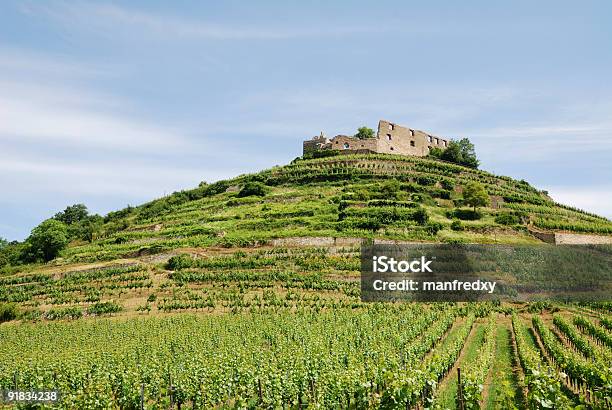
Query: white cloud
[[0, 48, 198, 152], [0, 96, 187, 151]]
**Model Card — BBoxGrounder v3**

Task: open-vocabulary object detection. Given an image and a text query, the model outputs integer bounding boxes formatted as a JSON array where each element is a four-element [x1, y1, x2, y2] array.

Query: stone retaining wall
[[528, 227, 612, 244]]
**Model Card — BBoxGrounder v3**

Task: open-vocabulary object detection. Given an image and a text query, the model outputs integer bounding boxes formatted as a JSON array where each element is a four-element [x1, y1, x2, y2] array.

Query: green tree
[[25, 219, 69, 262], [54, 204, 89, 225], [455, 138, 479, 168], [428, 147, 444, 159], [428, 138, 479, 169], [354, 126, 375, 139], [440, 142, 463, 163], [462, 182, 490, 212], [0, 237, 7, 250]]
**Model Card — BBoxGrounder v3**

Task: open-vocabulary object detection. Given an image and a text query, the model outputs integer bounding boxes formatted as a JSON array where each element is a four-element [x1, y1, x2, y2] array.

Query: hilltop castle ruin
[[303, 120, 449, 157]]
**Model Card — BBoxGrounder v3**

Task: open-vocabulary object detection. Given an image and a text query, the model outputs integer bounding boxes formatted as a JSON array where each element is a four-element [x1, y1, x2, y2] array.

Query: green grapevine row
[[533, 316, 611, 404], [573, 315, 612, 348], [511, 314, 572, 409], [460, 315, 496, 409]]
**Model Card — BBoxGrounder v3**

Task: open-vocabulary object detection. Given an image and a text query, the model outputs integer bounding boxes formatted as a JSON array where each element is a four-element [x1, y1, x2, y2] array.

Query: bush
[[0, 303, 19, 323], [0, 242, 24, 269], [380, 179, 401, 199], [415, 176, 436, 186], [104, 205, 134, 223], [166, 254, 194, 270], [204, 180, 231, 196], [450, 219, 464, 231], [447, 208, 483, 220], [412, 208, 429, 225], [87, 301, 122, 316], [425, 222, 444, 235], [441, 180, 455, 191], [238, 182, 268, 197], [138, 200, 171, 221], [495, 212, 521, 225]]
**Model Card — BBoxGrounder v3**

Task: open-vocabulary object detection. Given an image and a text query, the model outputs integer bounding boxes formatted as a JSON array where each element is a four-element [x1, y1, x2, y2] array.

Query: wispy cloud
[[24, 2, 388, 41], [0, 47, 196, 152]]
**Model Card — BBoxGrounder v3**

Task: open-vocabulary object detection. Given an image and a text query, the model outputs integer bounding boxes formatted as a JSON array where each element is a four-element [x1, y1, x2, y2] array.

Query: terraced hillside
[[1, 153, 611, 409]]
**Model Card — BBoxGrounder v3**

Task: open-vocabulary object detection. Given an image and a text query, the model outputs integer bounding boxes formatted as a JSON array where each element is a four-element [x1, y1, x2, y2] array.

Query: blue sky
[[1, 1, 611, 241]]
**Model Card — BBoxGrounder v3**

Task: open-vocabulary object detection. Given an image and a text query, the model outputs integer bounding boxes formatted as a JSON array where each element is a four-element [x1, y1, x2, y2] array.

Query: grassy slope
[[1, 153, 611, 320]]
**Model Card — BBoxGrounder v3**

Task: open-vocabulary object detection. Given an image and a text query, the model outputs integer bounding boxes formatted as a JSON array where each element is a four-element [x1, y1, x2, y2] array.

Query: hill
[[1, 153, 612, 409], [1, 153, 611, 320]]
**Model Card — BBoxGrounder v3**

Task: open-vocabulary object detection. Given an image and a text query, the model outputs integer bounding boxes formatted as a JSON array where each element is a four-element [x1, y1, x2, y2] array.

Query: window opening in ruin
[[387, 134, 392, 141], [410, 141, 415, 147], [343, 143, 349, 149]]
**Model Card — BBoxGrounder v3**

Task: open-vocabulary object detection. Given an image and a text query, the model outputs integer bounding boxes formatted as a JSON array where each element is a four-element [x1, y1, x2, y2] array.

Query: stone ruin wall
[[303, 120, 450, 157]]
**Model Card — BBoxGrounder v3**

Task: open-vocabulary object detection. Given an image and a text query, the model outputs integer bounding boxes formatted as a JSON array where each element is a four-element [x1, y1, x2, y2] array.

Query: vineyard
[[1, 306, 612, 408], [1, 154, 611, 408]]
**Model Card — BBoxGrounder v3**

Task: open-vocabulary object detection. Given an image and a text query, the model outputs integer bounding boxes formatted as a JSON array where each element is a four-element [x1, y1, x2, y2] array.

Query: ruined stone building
[[303, 120, 449, 157]]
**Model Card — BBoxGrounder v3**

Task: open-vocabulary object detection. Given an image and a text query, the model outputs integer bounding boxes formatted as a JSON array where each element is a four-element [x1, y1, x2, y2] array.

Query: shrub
[[138, 200, 172, 221], [412, 208, 429, 225], [425, 222, 444, 235], [204, 180, 231, 196], [238, 182, 268, 197], [380, 179, 401, 199], [441, 180, 455, 191], [0, 303, 19, 323], [415, 176, 436, 186], [495, 212, 521, 225], [450, 219, 464, 231], [166, 254, 194, 270], [104, 206, 134, 223], [147, 294, 157, 303], [444, 237, 467, 244], [87, 301, 122, 316], [447, 208, 483, 220]]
